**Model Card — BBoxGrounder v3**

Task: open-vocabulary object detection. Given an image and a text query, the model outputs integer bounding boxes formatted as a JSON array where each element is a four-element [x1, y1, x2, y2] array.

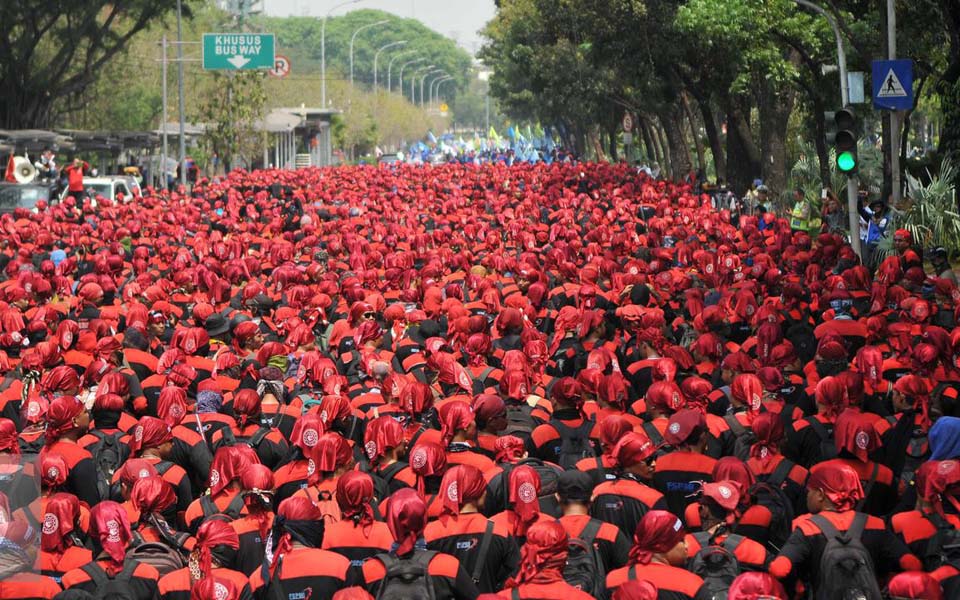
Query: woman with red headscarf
[[39, 492, 92, 584], [498, 521, 594, 600], [363, 488, 479, 600], [40, 395, 100, 507], [489, 465, 554, 545], [158, 519, 250, 600], [209, 388, 288, 469], [322, 471, 394, 586], [769, 462, 921, 585], [816, 409, 897, 516], [61, 501, 161, 600], [123, 415, 194, 520], [248, 496, 350, 599], [606, 510, 709, 599], [424, 465, 520, 593], [229, 464, 276, 576]]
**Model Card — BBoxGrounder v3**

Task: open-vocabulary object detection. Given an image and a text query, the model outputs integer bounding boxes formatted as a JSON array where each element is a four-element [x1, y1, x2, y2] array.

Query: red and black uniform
[[559, 514, 631, 572], [783, 414, 836, 469], [769, 511, 921, 588], [61, 559, 160, 600], [817, 458, 897, 517], [113, 457, 192, 518], [40, 545, 93, 585], [445, 442, 498, 474], [685, 530, 770, 572], [249, 547, 350, 600], [41, 440, 100, 508], [322, 518, 395, 587], [363, 551, 479, 600], [168, 424, 214, 494], [590, 474, 668, 538], [273, 458, 311, 505], [746, 454, 808, 514], [210, 424, 289, 470], [159, 567, 253, 600], [651, 451, 716, 517], [527, 408, 598, 464], [607, 561, 710, 600], [370, 460, 417, 498], [0, 574, 62, 600], [423, 512, 520, 593], [890, 509, 960, 559], [231, 513, 273, 577], [184, 489, 246, 533]]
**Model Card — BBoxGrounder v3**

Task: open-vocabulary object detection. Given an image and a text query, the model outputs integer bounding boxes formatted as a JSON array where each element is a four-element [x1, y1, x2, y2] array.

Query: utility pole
[[888, 0, 901, 207], [161, 35, 168, 191], [176, 0, 186, 187]]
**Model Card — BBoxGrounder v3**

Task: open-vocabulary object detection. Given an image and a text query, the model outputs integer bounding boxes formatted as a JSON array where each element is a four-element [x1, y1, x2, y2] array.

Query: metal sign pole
[[161, 35, 169, 191]]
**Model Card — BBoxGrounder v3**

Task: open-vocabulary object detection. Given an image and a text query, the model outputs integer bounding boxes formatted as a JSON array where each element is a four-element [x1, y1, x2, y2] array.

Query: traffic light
[[833, 108, 858, 174]]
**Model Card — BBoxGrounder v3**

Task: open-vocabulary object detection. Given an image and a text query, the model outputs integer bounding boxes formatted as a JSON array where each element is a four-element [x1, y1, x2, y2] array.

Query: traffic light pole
[[796, 0, 861, 259]]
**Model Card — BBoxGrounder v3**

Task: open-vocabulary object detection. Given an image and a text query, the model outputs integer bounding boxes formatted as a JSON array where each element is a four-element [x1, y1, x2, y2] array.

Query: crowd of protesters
[[0, 161, 956, 600]]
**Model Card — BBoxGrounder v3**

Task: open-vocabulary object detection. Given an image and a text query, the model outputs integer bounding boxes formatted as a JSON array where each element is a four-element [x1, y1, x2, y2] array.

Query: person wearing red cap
[[61, 501, 161, 600], [321, 471, 394, 586], [817, 409, 896, 516], [606, 510, 709, 599], [39, 492, 93, 584], [769, 462, 920, 590], [40, 395, 100, 508], [363, 488, 479, 599], [497, 520, 595, 600], [590, 431, 668, 536], [683, 481, 770, 572], [249, 496, 350, 598], [424, 465, 519, 592], [652, 409, 717, 516]]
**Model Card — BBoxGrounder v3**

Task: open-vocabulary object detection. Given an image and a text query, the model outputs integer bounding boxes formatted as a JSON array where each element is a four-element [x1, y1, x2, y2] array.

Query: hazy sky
[[261, 0, 497, 55]]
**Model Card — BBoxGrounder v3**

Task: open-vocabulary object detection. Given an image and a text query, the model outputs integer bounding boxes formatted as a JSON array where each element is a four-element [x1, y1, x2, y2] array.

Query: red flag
[[4, 154, 15, 183]]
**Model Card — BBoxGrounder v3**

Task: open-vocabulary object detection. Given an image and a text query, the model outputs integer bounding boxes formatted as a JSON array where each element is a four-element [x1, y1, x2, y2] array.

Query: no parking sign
[[269, 55, 291, 78]]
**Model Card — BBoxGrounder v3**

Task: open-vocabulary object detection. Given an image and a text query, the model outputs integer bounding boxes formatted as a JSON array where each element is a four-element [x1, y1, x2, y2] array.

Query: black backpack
[[922, 512, 960, 571], [804, 417, 838, 462], [811, 513, 882, 600], [200, 493, 247, 522], [550, 418, 597, 470], [504, 402, 538, 437], [88, 431, 128, 501], [79, 560, 139, 600], [688, 532, 742, 600], [748, 477, 794, 553], [374, 550, 438, 600], [218, 425, 272, 451], [563, 519, 606, 599], [496, 460, 561, 516], [724, 415, 756, 461]]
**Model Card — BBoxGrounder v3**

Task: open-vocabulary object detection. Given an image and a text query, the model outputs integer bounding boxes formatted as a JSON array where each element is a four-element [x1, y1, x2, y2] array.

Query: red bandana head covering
[[399, 381, 434, 417], [45, 395, 85, 443], [408, 441, 447, 497], [808, 462, 864, 511], [439, 401, 474, 447], [712, 456, 755, 496], [129, 415, 172, 455], [886, 572, 944, 600], [130, 475, 177, 517], [612, 580, 659, 600], [727, 572, 788, 600], [854, 346, 884, 387], [193, 519, 240, 578], [336, 471, 376, 534], [0, 418, 18, 454], [645, 380, 684, 413], [500, 369, 530, 401], [894, 374, 933, 428], [612, 431, 657, 468], [41, 492, 81, 553], [508, 465, 541, 526], [157, 386, 188, 427], [494, 435, 526, 463], [385, 488, 427, 556], [209, 445, 257, 496], [913, 460, 960, 516], [629, 510, 685, 565], [504, 520, 569, 588], [833, 409, 880, 462], [232, 389, 262, 428], [551, 377, 583, 409], [41, 452, 68, 490], [306, 432, 353, 483], [290, 413, 326, 453], [730, 373, 764, 413], [41, 366, 80, 394], [815, 376, 848, 419], [439, 464, 486, 520], [599, 415, 633, 452], [191, 577, 242, 600], [89, 501, 132, 574], [364, 416, 405, 463], [748, 411, 784, 464]]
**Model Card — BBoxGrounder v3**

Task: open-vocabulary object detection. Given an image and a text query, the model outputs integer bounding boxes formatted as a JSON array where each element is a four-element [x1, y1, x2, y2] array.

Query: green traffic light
[[837, 151, 857, 173]]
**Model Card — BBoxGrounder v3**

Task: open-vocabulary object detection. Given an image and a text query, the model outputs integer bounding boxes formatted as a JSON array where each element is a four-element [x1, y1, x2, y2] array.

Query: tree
[[0, 0, 182, 128], [194, 71, 266, 170]]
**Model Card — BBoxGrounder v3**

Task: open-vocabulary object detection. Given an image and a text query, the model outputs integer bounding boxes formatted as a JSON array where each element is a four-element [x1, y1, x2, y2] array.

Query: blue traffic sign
[[872, 59, 913, 110]]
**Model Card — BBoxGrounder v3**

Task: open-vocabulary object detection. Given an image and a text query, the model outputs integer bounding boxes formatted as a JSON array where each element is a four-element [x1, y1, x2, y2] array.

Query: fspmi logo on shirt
[[288, 588, 313, 600], [456, 537, 479, 551]]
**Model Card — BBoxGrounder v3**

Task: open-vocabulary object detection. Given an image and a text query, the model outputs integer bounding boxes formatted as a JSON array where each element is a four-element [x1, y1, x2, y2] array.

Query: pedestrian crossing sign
[[872, 59, 913, 110]]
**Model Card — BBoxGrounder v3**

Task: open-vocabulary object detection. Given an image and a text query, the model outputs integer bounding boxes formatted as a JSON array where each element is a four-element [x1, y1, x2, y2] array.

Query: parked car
[[59, 176, 139, 205], [0, 181, 59, 214]]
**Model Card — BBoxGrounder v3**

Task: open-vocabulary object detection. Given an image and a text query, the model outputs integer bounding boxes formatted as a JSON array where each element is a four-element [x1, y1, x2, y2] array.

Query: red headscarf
[[0, 418, 19, 454], [41, 453, 68, 490], [748, 411, 784, 467], [728, 572, 788, 600], [89, 501, 132, 574], [894, 374, 933, 428], [439, 401, 474, 447], [193, 519, 239, 579], [730, 373, 764, 414], [629, 510, 685, 565], [45, 395, 85, 443], [612, 431, 657, 469], [209, 445, 258, 496], [508, 465, 541, 528], [290, 413, 326, 453], [385, 488, 427, 556], [117, 458, 158, 488], [494, 435, 527, 463], [157, 386, 188, 427], [808, 462, 864, 511], [240, 464, 275, 541], [129, 416, 173, 455], [408, 442, 447, 497], [191, 577, 242, 600], [815, 376, 848, 419], [306, 432, 353, 483], [336, 471, 376, 535], [399, 381, 434, 418], [504, 521, 569, 588], [363, 416, 405, 464], [833, 409, 880, 462], [232, 389, 262, 429], [41, 492, 81, 553], [439, 464, 486, 521], [886, 572, 944, 600], [131, 475, 177, 518]]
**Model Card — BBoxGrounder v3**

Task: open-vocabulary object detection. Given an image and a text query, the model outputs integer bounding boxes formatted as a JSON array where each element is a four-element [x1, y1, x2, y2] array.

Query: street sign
[[622, 113, 634, 132], [439, 103, 449, 113], [269, 55, 290, 78], [872, 59, 913, 110], [202, 33, 275, 70]]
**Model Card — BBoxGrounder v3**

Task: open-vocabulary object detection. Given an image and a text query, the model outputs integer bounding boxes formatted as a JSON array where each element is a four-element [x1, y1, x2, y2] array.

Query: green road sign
[[202, 33, 275, 70]]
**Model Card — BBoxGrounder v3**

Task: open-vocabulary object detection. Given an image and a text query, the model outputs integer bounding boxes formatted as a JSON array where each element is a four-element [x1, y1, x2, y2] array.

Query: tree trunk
[[661, 105, 692, 180], [699, 101, 726, 182], [638, 115, 656, 164], [725, 96, 762, 194], [653, 118, 671, 176], [759, 82, 795, 196], [811, 97, 831, 188], [608, 118, 619, 162], [682, 94, 706, 175]]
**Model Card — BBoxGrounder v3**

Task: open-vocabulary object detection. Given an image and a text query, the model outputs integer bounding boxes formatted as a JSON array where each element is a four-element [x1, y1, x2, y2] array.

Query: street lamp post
[[322, 0, 361, 108], [350, 19, 389, 89], [398, 58, 426, 94], [794, 0, 860, 258], [421, 69, 444, 108], [373, 41, 407, 92], [430, 75, 451, 107], [410, 65, 435, 103], [387, 50, 416, 94]]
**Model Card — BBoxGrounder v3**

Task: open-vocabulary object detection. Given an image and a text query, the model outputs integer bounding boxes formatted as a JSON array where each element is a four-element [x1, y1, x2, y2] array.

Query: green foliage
[[194, 71, 266, 169], [899, 157, 960, 251]]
